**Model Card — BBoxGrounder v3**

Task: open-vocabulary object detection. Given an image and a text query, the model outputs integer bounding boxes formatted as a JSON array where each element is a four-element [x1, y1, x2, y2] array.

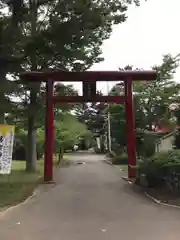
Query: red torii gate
[[20, 70, 157, 182]]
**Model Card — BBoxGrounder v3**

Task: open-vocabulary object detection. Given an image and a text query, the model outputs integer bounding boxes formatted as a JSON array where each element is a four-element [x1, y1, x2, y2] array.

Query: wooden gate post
[[44, 80, 54, 182]]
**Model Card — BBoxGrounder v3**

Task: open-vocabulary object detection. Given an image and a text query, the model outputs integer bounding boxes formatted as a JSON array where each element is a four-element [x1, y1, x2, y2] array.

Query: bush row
[[136, 150, 180, 194], [111, 153, 128, 165], [109, 149, 180, 195]]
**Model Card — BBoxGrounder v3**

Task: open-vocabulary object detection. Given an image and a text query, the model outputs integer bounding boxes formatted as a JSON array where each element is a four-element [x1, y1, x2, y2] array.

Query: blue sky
[[69, 0, 180, 94]]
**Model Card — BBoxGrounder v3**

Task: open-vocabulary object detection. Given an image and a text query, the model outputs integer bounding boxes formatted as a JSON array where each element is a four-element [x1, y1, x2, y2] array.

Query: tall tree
[[54, 113, 89, 163], [75, 89, 107, 151], [173, 108, 180, 149], [133, 54, 180, 131], [1, 0, 144, 170], [22, 0, 143, 170], [107, 55, 180, 155], [105, 103, 126, 151]]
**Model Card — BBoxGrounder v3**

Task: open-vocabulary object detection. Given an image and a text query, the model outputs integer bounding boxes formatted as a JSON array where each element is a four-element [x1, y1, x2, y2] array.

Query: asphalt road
[[0, 153, 180, 240]]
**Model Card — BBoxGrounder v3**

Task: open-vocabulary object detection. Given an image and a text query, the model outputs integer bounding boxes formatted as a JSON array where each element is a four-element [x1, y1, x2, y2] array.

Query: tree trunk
[[0, 65, 7, 124], [26, 114, 37, 172], [0, 95, 5, 124], [26, 0, 38, 172], [100, 135, 105, 153], [57, 152, 61, 165], [57, 146, 64, 165]]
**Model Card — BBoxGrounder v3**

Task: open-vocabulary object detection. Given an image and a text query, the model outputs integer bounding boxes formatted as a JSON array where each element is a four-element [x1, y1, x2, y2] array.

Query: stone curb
[[0, 168, 59, 219], [0, 190, 37, 220], [122, 177, 180, 209], [104, 156, 113, 165], [122, 176, 133, 184], [104, 157, 126, 171], [0, 180, 57, 219]]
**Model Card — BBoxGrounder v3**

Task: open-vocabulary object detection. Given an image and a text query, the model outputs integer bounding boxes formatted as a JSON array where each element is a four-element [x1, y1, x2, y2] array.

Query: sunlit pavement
[[0, 153, 180, 240]]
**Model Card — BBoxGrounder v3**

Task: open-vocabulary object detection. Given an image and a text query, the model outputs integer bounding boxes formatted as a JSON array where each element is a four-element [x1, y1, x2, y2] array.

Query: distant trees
[[105, 54, 180, 156]]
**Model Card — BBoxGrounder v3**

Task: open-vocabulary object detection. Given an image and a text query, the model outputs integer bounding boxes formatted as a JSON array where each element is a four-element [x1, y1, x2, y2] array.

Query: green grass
[[0, 154, 72, 208], [62, 153, 72, 159], [0, 161, 44, 208]]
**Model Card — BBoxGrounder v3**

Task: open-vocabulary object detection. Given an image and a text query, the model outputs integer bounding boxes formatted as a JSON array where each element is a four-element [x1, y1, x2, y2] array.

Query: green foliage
[[7, 0, 139, 74], [109, 54, 180, 157], [13, 112, 89, 162], [133, 54, 180, 132], [106, 151, 116, 158], [54, 113, 89, 153], [0, 160, 43, 207], [76, 100, 107, 153], [0, 0, 179, 173], [174, 130, 180, 149], [136, 150, 180, 193], [36, 128, 44, 159], [107, 104, 126, 149], [103, 84, 126, 151], [112, 153, 128, 165], [0, 0, 141, 169], [173, 108, 180, 149], [13, 128, 27, 161], [13, 127, 44, 161], [136, 130, 164, 158], [76, 101, 106, 134]]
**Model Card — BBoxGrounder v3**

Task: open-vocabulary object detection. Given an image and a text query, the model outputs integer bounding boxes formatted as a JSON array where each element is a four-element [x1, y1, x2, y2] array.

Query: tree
[[7, 82, 79, 145], [76, 102, 106, 132], [173, 108, 180, 149], [54, 113, 89, 163], [106, 104, 126, 152], [23, 0, 142, 169], [107, 54, 180, 156], [76, 99, 107, 152], [103, 82, 126, 152], [133, 54, 180, 132], [0, 0, 145, 170]]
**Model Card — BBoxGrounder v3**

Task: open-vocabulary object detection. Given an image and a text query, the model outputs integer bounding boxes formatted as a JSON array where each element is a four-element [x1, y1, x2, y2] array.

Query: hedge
[[112, 153, 128, 165], [135, 150, 180, 194]]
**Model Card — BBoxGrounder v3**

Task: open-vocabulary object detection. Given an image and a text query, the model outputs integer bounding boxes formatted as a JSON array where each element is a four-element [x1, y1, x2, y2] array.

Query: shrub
[[174, 108, 180, 149], [106, 151, 116, 158], [13, 142, 43, 161], [136, 129, 165, 158], [112, 153, 128, 165], [136, 150, 180, 193], [13, 128, 44, 161]]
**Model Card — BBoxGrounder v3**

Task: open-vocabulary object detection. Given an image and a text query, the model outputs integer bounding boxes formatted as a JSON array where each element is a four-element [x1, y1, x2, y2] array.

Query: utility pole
[[106, 83, 112, 152], [107, 111, 111, 152]]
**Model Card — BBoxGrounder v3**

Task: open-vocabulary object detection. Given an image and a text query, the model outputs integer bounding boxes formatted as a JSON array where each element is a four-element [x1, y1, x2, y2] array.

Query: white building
[[155, 132, 174, 152]]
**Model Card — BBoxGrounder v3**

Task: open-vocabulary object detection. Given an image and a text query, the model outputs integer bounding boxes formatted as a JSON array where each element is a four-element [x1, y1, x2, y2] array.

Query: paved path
[[0, 153, 180, 240]]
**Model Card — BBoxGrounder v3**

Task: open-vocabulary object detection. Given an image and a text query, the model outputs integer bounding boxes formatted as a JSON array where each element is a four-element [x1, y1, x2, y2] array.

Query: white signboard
[[0, 125, 15, 174]]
